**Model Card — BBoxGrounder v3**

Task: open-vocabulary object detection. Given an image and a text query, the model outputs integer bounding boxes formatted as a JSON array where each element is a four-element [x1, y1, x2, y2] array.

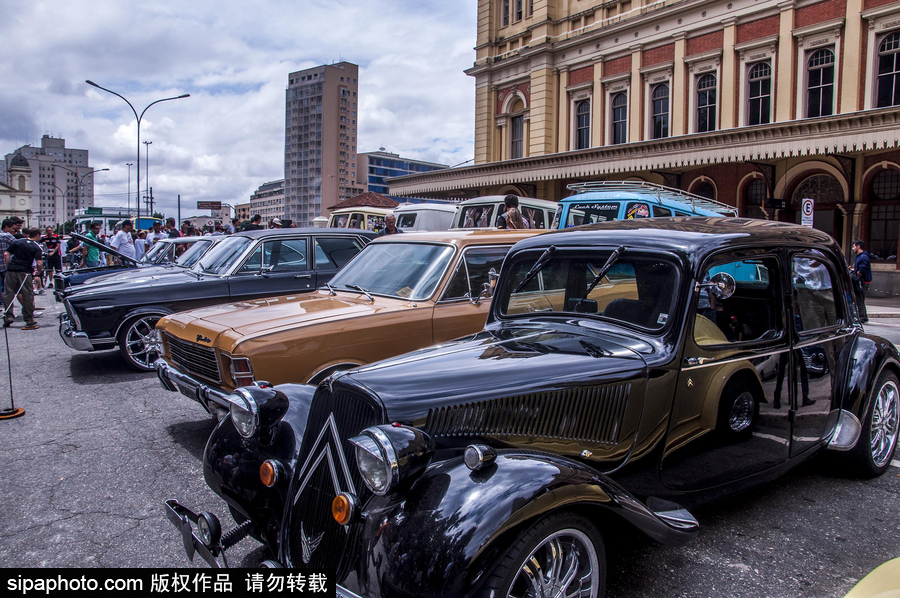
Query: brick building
[[390, 0, 900, 263]]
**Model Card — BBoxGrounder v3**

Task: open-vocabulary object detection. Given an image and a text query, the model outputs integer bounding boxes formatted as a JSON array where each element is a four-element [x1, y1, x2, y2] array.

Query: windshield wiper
[[514, 245, 557, 293], [573, 246, 626, 311], [347, 284, 374, 302], [325, 282, 337, 296]]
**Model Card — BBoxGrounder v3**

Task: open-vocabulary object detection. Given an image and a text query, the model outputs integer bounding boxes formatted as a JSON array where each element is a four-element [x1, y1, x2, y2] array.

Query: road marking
[[752, 432, 789, 446], [892, 459, 900, 469]]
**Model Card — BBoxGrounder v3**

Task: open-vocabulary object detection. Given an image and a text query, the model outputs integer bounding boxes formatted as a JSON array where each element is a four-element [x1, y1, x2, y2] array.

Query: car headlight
[[229, 388, 259, 438], [226, 385, 289, 441], [349, 424, 434, 496]]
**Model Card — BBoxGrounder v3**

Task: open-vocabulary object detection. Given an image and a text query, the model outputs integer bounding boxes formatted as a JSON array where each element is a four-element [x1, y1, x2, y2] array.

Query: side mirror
[[471, 269, 500, 306], [701, 272, 736, 300], [255, 266, 273, 278]]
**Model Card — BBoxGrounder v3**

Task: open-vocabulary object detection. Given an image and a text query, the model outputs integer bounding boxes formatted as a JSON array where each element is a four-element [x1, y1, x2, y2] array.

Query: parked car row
[[52, 185, 897, 596]]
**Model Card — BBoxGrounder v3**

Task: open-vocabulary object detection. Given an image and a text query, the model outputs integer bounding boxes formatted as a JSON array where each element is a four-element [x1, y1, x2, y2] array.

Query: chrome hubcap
[[507, 529, 598, 598], [729, 391, 755, 432], [125, 316, 161, 368], [870, 380, 899, 468]]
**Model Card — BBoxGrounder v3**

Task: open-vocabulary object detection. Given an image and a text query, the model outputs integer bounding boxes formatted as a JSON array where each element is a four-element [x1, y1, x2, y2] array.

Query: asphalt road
[[0, 292, 897, 598]]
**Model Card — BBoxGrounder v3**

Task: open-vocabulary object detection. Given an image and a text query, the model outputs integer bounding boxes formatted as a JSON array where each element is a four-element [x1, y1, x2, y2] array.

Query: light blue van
[[552, 181, 738, 229]]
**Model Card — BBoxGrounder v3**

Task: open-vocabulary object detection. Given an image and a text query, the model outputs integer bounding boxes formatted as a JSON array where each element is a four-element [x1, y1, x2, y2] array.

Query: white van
[[328, 207, 393, 234], [451, 195, 557, 230], [392, 203, 456, 232]]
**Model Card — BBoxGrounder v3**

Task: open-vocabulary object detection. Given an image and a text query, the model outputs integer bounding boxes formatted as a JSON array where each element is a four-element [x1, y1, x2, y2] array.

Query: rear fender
[[843, 336, 900, 418], [355, 451, 697, 597]]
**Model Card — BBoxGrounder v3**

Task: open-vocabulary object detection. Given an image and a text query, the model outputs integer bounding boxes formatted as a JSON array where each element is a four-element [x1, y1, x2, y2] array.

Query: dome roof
[[9, 153, 30, 168]]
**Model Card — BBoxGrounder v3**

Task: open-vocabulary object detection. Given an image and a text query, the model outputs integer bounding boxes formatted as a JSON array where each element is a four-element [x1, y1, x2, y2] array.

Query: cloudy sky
[[1, 0, 477, 219]]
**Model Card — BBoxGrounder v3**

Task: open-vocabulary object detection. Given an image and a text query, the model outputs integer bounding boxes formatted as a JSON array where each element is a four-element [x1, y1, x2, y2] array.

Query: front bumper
[[58, 314, 109, 351], [157, 359, 231, 415]]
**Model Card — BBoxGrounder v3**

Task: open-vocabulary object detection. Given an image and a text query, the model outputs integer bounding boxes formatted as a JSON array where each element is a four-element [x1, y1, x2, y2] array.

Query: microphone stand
[[0, 273, 31, 420]]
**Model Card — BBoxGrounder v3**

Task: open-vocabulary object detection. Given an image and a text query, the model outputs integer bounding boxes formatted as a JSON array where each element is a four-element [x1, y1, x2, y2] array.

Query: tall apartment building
[[357, 149, 449, 194], [249, 179, 286, 222], [284, 62, 364, 226], [391, 0, 900, 259], [3, 135, 95, 228]]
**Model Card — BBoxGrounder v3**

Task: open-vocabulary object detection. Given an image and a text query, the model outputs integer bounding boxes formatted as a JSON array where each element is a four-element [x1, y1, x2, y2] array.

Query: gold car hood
[[163, 290, 414, 347]]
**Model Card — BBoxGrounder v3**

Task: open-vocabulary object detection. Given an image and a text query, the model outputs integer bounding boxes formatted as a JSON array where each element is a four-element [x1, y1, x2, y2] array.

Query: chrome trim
[[155, 359, 232, 413], [336, 585, 366, 598], [228, 387, 260, 439], [793, 331, 855, 349], [84, 305, 118, 312], [362, 427, 399, 495], [59, 315, 112, 351], [681, 346, 791, 371], [826, 409, 862, 451]]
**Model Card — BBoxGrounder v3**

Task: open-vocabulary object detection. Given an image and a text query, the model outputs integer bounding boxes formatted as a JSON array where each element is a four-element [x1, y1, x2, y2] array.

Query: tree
[[151, 212, 164, 220]]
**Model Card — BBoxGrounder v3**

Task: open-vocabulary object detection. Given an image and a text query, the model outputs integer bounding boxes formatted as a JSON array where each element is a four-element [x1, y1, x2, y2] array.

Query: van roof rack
[[565, 181, 738, 216]]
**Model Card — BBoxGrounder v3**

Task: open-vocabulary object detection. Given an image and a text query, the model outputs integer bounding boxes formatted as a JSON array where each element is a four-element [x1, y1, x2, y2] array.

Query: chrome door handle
[[294, 274, 312, 279], [686, 357, 711, 366]]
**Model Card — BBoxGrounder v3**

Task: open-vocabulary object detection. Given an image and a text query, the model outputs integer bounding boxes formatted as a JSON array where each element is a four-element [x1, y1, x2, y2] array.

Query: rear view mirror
[[701, 272, 736, 300]]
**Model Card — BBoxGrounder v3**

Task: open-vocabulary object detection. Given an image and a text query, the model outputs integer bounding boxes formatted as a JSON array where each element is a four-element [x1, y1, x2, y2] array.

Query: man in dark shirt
[[377, 215, 403, 237], [242, 214, 264, 231], [3, 228, 43, 329], [166, 217, 181, 239], [850, 239, 873, 323], [41, 226, 62, 278], [0, 219, 15, 294]]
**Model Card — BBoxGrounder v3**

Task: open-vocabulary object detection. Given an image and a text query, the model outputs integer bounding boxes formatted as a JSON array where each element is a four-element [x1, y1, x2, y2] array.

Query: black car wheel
[[117, 314, 163, 372], [481, 512, 606, 598], [717, 378, 759, 438], [848, 371, 900, 478]]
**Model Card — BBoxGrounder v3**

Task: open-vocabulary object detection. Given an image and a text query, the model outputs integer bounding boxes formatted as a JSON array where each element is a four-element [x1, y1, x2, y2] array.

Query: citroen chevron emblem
[[300, 522, 325, 564]]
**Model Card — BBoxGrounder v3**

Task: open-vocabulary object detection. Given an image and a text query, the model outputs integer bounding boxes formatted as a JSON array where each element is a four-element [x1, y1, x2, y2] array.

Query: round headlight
[[228, 389, 258, 438], [349, 428, 398, 496]]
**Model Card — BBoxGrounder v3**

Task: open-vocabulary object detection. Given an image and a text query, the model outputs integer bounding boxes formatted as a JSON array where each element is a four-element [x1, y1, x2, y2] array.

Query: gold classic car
[[155, 230, 539, 416]]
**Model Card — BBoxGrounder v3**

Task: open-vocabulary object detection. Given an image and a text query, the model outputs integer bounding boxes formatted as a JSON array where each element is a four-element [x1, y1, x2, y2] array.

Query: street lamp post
[[126, 162, 133, 215], [84, 80, 189, 225], [143, 140, 153, 217], [53, 166, 108, 230]]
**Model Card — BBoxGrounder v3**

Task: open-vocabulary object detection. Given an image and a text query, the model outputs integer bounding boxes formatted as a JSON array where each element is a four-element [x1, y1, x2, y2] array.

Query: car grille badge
[[196, 334, 212, 343], [300, 522, 324, 564]]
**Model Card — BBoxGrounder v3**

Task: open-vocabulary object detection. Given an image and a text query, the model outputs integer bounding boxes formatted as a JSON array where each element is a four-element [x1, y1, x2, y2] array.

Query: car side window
[[265, 238, 308, 272], [695, 256, 782, 346], [625, 202, 651, 219], [238, 245, 263, 273], [314, 237, 363, 270], [792, 253, 841, 332], [442, 246, 510, 301], [397, 214, 416, 229], [653, 206, 672, 217]]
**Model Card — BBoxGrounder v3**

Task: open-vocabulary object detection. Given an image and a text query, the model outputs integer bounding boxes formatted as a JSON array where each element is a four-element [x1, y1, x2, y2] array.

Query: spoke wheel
[[728, 391, 755, 433], [118, 314, 162, 372], [846, 371, 900, 477], [481, 513, 605, 598]]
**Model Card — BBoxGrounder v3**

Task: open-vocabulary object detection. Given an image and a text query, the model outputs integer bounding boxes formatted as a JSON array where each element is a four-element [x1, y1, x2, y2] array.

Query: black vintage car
[[165, 219, 900, 597], [53, 234, 221, 301], [60, 228, 375, 371]]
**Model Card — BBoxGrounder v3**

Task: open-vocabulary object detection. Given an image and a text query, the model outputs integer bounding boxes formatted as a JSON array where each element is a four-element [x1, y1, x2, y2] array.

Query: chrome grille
[[287, 387, 383, 573], [425, 382, 631, 446], [165, 333, 221, 383], [54, 277, 66, 292]]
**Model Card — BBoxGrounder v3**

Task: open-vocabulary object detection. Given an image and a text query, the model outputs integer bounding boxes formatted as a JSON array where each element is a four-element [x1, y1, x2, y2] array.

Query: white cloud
[[1, 0, 477, 219]]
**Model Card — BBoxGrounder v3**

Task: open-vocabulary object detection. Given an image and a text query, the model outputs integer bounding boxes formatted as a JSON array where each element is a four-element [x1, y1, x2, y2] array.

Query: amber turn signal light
[[259, 460, 280, 487], [332, 493, 357, 526]]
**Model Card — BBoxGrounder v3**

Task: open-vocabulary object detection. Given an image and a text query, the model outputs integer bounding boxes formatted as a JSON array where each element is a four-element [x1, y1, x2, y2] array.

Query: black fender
[[203, 383, 316, 551], [842, 335, 900, 419], [353, 450, 697, 598], [113, 306, 175, 339]]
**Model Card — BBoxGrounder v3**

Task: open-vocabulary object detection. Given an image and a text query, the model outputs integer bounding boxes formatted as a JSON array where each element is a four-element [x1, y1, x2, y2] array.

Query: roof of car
[[370, 229, 541, 247], [233, 227, 378, 239], [511, 217, 839, 257]]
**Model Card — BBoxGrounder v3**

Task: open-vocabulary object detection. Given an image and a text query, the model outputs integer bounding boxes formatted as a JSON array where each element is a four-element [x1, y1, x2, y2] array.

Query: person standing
[[496, 195, 530, 229], [505, 208, 526, 229], [226, 218, 238, 234], [3, 228, 43, 329], [134, 231, 147, 260], [82, 222, 103, 267], [850, 240, 873, 323], [0, 219, 16, 294], [110, 220, 136, 262], [147, 221, 168, 246], [165, 217, 181, 239], [65, 234, 83, 270], [243, 214, 264, 231], [377, 214, 404, 237], [41, 226, 63, 279]]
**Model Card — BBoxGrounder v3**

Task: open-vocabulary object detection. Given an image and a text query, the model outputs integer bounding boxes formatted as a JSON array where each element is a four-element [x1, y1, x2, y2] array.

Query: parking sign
[[801, 198, 814, 228]]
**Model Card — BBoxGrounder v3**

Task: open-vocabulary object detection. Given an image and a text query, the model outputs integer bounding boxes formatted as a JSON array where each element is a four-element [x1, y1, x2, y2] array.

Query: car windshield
[[196, 236, 253, 274], [565, 203, 621, 227], [174, 239, 213, 267], [328, 243, 456, 300], [500, 249, 679, 331], [141, 240, 172, 264]]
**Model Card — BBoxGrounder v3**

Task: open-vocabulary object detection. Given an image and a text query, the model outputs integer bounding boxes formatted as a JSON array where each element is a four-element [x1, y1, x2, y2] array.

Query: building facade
[[235, 202, 252, 223], [390, 0, 900, 262], [0, 153, 37, 226], [4, 135, 95, 228], [249, 179, 286, 222], [284, 62, 364, 226], [356, 149, 449, 194]]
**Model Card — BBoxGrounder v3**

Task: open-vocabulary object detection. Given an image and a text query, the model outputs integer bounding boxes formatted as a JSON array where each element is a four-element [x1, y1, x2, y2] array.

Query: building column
[[672, 33, 686, 136], [592, 57, 605, 147], [529, 67, 557, 156], [776, 1, 796, 122], [629, 45, 643, 142], [841, 0, 864, 113], [557, 67, 569, 153], [474, 82, 494, 164], [721, 18, 738, 129]]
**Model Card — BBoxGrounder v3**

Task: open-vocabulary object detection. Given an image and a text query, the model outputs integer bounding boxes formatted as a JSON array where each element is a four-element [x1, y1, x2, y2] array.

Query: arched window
[[877, 32, 900, 108], [693, 180, 716, 200], [17, 176, 26, 191], [743, 178, 767, 219], [510, 116, 524, 159], [611, 93, 627, 145], [748, 62, 771, 126], [807, 49, 835, 118], [870, 169, 900, 259], [651, 84, 669, 139], [697, 74, 717, 133], [575, 100, 591, 150], [872, 168, 900, 201]]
